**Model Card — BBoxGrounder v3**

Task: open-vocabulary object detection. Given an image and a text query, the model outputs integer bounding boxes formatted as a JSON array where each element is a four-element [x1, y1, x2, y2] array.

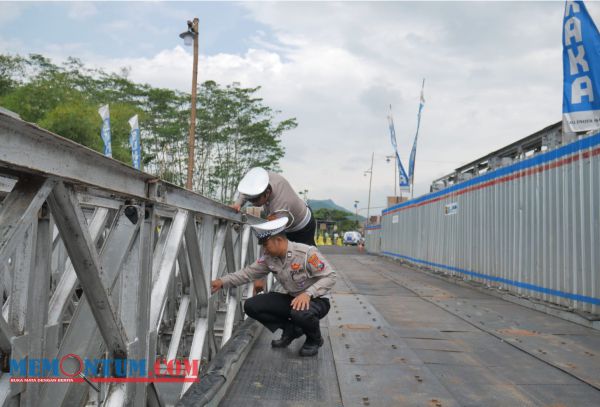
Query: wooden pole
[[186, 18, 199, 190]]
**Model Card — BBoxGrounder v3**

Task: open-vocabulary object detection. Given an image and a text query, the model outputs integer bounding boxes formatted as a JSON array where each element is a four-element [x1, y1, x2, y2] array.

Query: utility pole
[[181, 18, 199, 190], [394, 155, 397, 197], [365, 152, 374, 227]]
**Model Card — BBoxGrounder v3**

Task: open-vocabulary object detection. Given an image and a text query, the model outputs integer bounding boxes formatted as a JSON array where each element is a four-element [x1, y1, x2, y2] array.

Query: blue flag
[[128, 114, 141, 170], [408, 79, 425, 185], [563, 1, 600, 132], [387, 107, 410, 189], [98, 104, 112, 157]]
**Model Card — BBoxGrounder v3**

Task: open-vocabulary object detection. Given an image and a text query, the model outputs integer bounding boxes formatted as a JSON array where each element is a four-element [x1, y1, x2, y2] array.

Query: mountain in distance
[[307, 199, 366, 221]]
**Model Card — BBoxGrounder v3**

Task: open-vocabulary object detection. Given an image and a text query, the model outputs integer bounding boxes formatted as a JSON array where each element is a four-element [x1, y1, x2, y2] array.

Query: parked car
[[343, 231, 362, 246]]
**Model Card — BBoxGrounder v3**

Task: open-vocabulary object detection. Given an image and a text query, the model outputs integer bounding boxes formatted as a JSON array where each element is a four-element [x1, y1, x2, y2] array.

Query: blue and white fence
[[364, 224, 381, 253], [374, 132, 600, 315]]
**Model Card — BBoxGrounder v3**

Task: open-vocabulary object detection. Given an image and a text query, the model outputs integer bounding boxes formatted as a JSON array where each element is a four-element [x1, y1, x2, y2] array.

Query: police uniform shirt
[[235, 171, 310, 232], [220, 241, 336, 298]]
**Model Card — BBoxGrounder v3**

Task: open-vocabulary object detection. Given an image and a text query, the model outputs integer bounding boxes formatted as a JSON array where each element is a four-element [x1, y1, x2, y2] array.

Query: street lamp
[[353, 200, 359, 229], [298, 189, 309, 203], [364, 152, 374, 227], [180, 18, 199, 190]]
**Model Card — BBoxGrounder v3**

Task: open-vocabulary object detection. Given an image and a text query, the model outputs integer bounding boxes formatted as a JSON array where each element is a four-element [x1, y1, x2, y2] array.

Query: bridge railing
[[0, 112, 260, 406]]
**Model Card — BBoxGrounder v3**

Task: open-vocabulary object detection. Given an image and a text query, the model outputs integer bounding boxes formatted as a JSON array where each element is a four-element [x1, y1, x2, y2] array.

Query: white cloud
[[67, 2, 97, 20], [0, 2, 27, 24], [7, 1, 600, 213]]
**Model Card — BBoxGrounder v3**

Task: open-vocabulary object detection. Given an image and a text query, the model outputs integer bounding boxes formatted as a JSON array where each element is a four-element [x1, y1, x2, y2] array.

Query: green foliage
[[38, 99, 102, 150], [0, 53, 296, 203], [0, 54, 25, 97], [313, 208, 358, 232], [195, 81, 295, 202]]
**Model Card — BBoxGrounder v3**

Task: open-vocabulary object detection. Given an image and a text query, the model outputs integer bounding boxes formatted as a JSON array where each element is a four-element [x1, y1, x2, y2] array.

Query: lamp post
[[354, 200, 359, 229], [385, 154, 397, 197], [364, 152, 374, 227], [180, 18, 199, 190], [298, 189, 309, 203]]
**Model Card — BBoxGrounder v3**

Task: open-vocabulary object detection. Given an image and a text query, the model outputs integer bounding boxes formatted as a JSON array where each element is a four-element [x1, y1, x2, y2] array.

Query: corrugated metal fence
[[365, 224, 381, 253], [371, 132, 600, 315]]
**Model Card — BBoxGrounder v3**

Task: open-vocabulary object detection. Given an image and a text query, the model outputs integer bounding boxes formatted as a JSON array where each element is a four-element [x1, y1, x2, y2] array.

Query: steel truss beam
[[0, 112, 262, 406]]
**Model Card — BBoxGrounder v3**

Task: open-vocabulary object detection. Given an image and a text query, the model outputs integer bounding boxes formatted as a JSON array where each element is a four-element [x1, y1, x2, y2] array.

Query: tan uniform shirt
[[220, 241, 336, 298], [235, 171, 309, 231]]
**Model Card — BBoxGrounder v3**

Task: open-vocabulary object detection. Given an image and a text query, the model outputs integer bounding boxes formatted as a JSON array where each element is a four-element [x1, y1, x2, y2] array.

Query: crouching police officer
[[211, 217, 336, 357]]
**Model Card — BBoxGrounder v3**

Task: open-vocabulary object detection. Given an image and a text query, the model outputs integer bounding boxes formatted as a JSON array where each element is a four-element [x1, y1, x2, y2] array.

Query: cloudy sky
[[1, 1, 596, 214]]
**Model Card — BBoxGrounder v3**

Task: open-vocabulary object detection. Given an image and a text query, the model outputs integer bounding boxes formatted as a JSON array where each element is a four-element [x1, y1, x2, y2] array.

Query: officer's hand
[[230, 203, 241, 212], [253, 279, 265, 295], [291, 293, 311, 311], [211, 279, 224, 294]]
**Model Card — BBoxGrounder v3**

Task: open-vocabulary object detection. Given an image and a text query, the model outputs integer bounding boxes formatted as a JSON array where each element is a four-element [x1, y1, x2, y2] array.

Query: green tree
[[195, 81, 296, 202], [0, 54, 25, 97], [313, 208, 358, 232], [0, 53, 296, 203]]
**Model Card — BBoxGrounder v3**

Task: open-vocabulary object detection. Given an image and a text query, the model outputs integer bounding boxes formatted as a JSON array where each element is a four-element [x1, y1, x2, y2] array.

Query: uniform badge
[[287, 251, 292, 258], [291, 263, 301, 271], [308, 253, 325, 271]]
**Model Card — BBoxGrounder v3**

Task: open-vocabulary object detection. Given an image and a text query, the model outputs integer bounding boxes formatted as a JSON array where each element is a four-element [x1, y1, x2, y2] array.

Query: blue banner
[[408, 79, 425, 185], [387, 107, 410, 189], [128, 114, 141, 170], [98, 104, 112, 157], [563, 1, 600, 132]]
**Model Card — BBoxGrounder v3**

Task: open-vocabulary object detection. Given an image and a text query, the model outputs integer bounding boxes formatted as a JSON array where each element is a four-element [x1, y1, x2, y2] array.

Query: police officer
[[231, 167, 316, 246], [211, 217, 336, 357]]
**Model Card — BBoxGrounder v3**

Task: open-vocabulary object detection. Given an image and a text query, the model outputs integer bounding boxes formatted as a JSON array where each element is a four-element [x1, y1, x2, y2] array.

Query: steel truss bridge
[[1, 111, 600, 407]]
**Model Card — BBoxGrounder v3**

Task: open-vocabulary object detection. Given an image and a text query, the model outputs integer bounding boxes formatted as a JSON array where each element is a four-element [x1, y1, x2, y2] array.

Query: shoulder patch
[[308, 253, 325, 272], [257, 256, 266, 264], [291, 262, 301, 271]]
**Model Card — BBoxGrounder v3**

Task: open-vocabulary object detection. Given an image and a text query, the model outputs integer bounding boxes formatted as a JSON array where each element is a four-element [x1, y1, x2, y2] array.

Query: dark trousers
[[286, 208, 316, 246], [244, 292, 330, 343]]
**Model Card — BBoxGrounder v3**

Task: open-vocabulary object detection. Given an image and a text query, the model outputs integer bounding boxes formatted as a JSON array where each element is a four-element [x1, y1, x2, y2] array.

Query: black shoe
[[271, 326, 303, 348], [299, 337, 324, 357]]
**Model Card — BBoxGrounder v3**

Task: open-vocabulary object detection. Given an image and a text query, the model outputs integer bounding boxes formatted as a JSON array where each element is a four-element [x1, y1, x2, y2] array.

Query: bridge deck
[[220, 247, 600, 407]]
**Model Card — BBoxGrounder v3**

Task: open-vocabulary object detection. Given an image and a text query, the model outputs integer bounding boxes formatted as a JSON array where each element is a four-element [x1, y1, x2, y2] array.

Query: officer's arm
[[220, 258, 269, 289], [234, 193, 248, 208], [304, 249, 337, 298]]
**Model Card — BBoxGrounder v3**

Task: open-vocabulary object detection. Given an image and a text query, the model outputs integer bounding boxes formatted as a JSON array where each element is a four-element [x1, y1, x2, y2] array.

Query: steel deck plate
[[219, 326, 342, 407], [221, 247, 600, 407]]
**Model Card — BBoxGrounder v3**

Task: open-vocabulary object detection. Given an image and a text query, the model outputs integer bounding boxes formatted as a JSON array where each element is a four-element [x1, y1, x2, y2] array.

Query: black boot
[[299, 337, 324, 357], [271, 324, 303, 348]]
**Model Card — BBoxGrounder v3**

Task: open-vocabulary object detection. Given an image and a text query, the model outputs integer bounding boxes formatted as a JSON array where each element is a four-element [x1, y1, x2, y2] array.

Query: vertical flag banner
[[128, 114, 141, 170], [98, 104, 112, 158], [562, 1, 600, 132], [408, 79, 425, 186], [387, 106, 410, 190]]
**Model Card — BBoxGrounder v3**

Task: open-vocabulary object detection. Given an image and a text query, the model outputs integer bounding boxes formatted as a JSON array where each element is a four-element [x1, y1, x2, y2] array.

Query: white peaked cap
[[238, 167, 269, 197], [251, 216, 288, 243]]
